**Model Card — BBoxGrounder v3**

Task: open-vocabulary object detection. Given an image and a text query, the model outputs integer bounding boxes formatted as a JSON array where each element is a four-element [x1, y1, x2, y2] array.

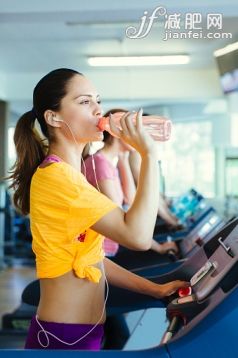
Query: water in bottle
[[97, 111, 172, 141]]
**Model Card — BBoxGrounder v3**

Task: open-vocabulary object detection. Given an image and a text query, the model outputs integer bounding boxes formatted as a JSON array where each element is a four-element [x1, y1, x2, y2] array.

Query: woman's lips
[[97, 117, 107, 131]]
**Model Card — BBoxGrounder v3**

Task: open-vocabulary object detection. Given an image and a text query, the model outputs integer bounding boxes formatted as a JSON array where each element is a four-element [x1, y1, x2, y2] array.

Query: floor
[[0, 264, 36, 349], [0, 265, 36, 328]]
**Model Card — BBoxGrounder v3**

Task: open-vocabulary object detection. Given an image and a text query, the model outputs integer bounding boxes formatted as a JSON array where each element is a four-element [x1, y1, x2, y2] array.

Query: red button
[[178, 287, 192, 297]]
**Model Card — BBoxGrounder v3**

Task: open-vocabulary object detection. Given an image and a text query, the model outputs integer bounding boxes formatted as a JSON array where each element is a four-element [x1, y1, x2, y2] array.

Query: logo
[[125, 7, 232, 41]]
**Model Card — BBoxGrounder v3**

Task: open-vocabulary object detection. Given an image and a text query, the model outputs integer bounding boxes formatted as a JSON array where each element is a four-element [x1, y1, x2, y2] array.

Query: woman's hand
[[117, 150, 137, 206], [104, 258, 189, 301], [158, 241, 179, 255], [109, 109, 157, 158], [152, 281, 190, 299]]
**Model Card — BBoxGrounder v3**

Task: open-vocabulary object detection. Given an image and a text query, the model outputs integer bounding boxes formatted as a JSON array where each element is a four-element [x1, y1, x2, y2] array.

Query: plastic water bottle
[[97, 112, 172, 141]]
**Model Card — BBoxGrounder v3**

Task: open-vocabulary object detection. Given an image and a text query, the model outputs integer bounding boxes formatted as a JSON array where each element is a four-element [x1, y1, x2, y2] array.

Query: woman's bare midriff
[[37, 262, 106, 324]]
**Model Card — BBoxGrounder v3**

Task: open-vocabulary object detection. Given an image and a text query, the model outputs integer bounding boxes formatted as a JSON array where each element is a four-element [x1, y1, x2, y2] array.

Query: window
[[159, 121, 215, 197], [225, 158, 238, 197], [8, 127, 16, 170]]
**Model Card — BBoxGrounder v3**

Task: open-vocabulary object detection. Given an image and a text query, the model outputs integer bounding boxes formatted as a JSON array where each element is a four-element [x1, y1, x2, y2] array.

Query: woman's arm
[[92, 111, 160, 251], [157, 194, 179, 226], [128, 150, 141, 186], [96, 178, 122, 206], [92, 152, 159, 251], [95, 152, 136, 207], [117, 151, 136, 206], [129, 151, 179, 226], [104, 258, 188, 298]]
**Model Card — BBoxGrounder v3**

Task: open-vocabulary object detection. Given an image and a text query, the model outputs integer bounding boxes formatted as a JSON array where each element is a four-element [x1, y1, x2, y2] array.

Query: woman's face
[[56, 74, 103, 143]]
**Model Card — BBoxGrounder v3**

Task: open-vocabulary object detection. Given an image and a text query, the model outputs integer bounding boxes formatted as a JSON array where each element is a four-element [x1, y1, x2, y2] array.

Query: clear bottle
[[97, 112, 172, 141]]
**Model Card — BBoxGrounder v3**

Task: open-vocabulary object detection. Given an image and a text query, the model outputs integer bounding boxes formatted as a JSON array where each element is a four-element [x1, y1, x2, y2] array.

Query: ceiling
[[0, 0, 238, 120]]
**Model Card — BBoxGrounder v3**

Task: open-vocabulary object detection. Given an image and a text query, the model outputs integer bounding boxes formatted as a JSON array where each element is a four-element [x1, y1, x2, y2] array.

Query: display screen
[[220, 69, 238, 94], [215, 49, 238, 94]]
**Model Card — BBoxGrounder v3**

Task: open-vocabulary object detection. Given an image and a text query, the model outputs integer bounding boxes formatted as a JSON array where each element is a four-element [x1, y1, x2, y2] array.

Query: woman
[[9, 68, 187, 350]]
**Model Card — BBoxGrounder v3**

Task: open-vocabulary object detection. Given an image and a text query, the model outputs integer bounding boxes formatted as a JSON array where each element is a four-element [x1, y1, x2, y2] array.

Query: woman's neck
[[100, 144, 119, 164], [48, 142, 85, 172]]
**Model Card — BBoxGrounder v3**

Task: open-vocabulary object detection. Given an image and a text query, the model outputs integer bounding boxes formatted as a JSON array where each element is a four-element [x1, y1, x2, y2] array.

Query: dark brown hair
[[8, 68, 82, 215]]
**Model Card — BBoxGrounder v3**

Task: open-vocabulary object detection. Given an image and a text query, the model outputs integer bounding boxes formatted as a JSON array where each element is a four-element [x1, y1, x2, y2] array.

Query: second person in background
[[83, 108, 179, 264]]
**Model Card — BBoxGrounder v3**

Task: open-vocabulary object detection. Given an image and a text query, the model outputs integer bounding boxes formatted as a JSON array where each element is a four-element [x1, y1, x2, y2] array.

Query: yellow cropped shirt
[[30, 162, 117, 283]]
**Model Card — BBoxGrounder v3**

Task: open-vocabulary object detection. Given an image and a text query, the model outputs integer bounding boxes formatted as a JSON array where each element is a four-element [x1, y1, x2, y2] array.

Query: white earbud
[[53, 117, 63, 122]]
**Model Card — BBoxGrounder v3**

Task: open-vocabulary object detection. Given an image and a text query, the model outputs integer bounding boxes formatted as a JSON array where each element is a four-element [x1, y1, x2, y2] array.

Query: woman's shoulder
[[34, 162, 87, 188]]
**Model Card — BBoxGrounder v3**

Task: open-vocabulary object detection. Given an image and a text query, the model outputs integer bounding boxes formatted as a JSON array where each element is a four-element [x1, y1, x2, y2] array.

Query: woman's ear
[[44, 110, 62, 127]]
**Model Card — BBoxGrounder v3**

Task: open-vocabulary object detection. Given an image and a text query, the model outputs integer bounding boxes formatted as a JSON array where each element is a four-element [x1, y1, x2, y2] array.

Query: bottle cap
[[97, 117, 107, 131]]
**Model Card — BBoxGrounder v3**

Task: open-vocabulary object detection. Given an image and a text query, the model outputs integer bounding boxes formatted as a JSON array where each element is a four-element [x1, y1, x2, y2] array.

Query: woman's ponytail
[[8, 110, 47, 215]]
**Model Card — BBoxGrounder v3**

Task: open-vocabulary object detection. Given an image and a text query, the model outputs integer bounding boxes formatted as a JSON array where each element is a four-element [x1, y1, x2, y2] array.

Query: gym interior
[[0, 1, 238, 357]]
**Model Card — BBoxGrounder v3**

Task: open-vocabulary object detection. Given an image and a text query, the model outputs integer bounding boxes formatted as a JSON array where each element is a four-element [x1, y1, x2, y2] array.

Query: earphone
[[36, 116, 109, 348], [52, 116, 63, 122]]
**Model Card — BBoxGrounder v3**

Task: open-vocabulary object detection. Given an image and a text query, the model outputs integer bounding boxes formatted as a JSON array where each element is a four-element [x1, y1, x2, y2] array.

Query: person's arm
[[117, 151, 136, 206], [92, 111, 160, 251], [96, 154, 136, 207], [104, 258, 188, 298], [129, 151, 179, 226], [128, 150, 141, 186], [96, 178, 122, 206], [157, 193, 179, 226], [158, 206, 178, 226]]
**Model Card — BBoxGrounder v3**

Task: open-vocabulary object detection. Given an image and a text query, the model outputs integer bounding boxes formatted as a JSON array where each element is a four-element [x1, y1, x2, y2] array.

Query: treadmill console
[[190, 261, 217, 286], [162, 218, 238, 346]]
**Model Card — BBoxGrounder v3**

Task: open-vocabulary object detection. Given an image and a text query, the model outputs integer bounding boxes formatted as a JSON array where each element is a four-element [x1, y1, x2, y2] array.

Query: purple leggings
[[25, 316, 104, 350]]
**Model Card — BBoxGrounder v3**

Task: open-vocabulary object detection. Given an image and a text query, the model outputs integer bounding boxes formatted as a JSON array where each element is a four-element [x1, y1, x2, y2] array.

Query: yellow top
[[30, 161, 117, 283]]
